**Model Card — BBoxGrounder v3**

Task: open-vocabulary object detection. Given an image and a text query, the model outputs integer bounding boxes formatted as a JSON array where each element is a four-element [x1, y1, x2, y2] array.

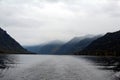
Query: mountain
[[73, 36, 101, 53], [54, 37, 82, 55], [25, 40, 64, 54], [55, 36, 100, 55], [0, 28, 28, 54], [24, 45, 43, 53], [79, 30, 120, 56]]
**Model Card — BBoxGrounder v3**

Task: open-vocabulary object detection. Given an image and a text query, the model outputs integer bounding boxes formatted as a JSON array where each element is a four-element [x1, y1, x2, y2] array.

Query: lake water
[[0, 54, 119, 80]]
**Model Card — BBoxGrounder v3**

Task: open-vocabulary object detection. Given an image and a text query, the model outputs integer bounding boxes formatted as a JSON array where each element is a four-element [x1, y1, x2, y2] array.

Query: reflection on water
[[0, 55, 119, 80], [84, 56, 120, 72], [0, 55, 17, 77], [81, 56, 120, 80]]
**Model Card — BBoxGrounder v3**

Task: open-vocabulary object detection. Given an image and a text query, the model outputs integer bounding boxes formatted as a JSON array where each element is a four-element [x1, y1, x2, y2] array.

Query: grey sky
[[0, 0, 120, 45]]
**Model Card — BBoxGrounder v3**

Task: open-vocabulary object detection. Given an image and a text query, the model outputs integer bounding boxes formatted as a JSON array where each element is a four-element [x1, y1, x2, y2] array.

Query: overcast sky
[[0, 0, 120, 46]]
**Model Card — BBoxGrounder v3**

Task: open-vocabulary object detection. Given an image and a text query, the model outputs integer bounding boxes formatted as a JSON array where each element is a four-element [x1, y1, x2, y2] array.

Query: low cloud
[[0, 0, 120, 45]]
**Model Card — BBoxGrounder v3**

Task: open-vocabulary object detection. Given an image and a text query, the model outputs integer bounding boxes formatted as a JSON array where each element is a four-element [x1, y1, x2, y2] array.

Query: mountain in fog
[[79, 30, 120, 56], [25, 40, 65, 54], [25, 35, 101, 55], [73, 36, 101, 53], [24, 45, 43, 53], [54, 37, 82, 55], [55, 36, 101, 55], [0, 28, 28, 53]]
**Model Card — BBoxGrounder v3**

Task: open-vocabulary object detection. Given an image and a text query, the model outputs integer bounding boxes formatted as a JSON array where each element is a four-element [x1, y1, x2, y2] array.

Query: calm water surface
[[0, 54, 119, 80]]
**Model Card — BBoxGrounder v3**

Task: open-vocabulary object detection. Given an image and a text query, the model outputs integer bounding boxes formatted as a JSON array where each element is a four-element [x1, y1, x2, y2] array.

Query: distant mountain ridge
[[73, 36, 101, 53], [25, 35, 101, 55], [25, 40, 65, 54], [54, 37, 83, 54], [79, 30, 120, 56], [37, 42, 64, 54], [55, 36, 101, 55], [0, 27, 28, 53], [24, 45, 43, 53]]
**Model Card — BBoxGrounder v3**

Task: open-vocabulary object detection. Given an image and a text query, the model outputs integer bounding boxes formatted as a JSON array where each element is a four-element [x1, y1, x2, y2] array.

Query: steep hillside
[[0, 28, 28, 53], [54, 37, 82, 55], [55, 36, 100, 55], [79, 30, 120, 56], [73, 36, 100, 53]]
